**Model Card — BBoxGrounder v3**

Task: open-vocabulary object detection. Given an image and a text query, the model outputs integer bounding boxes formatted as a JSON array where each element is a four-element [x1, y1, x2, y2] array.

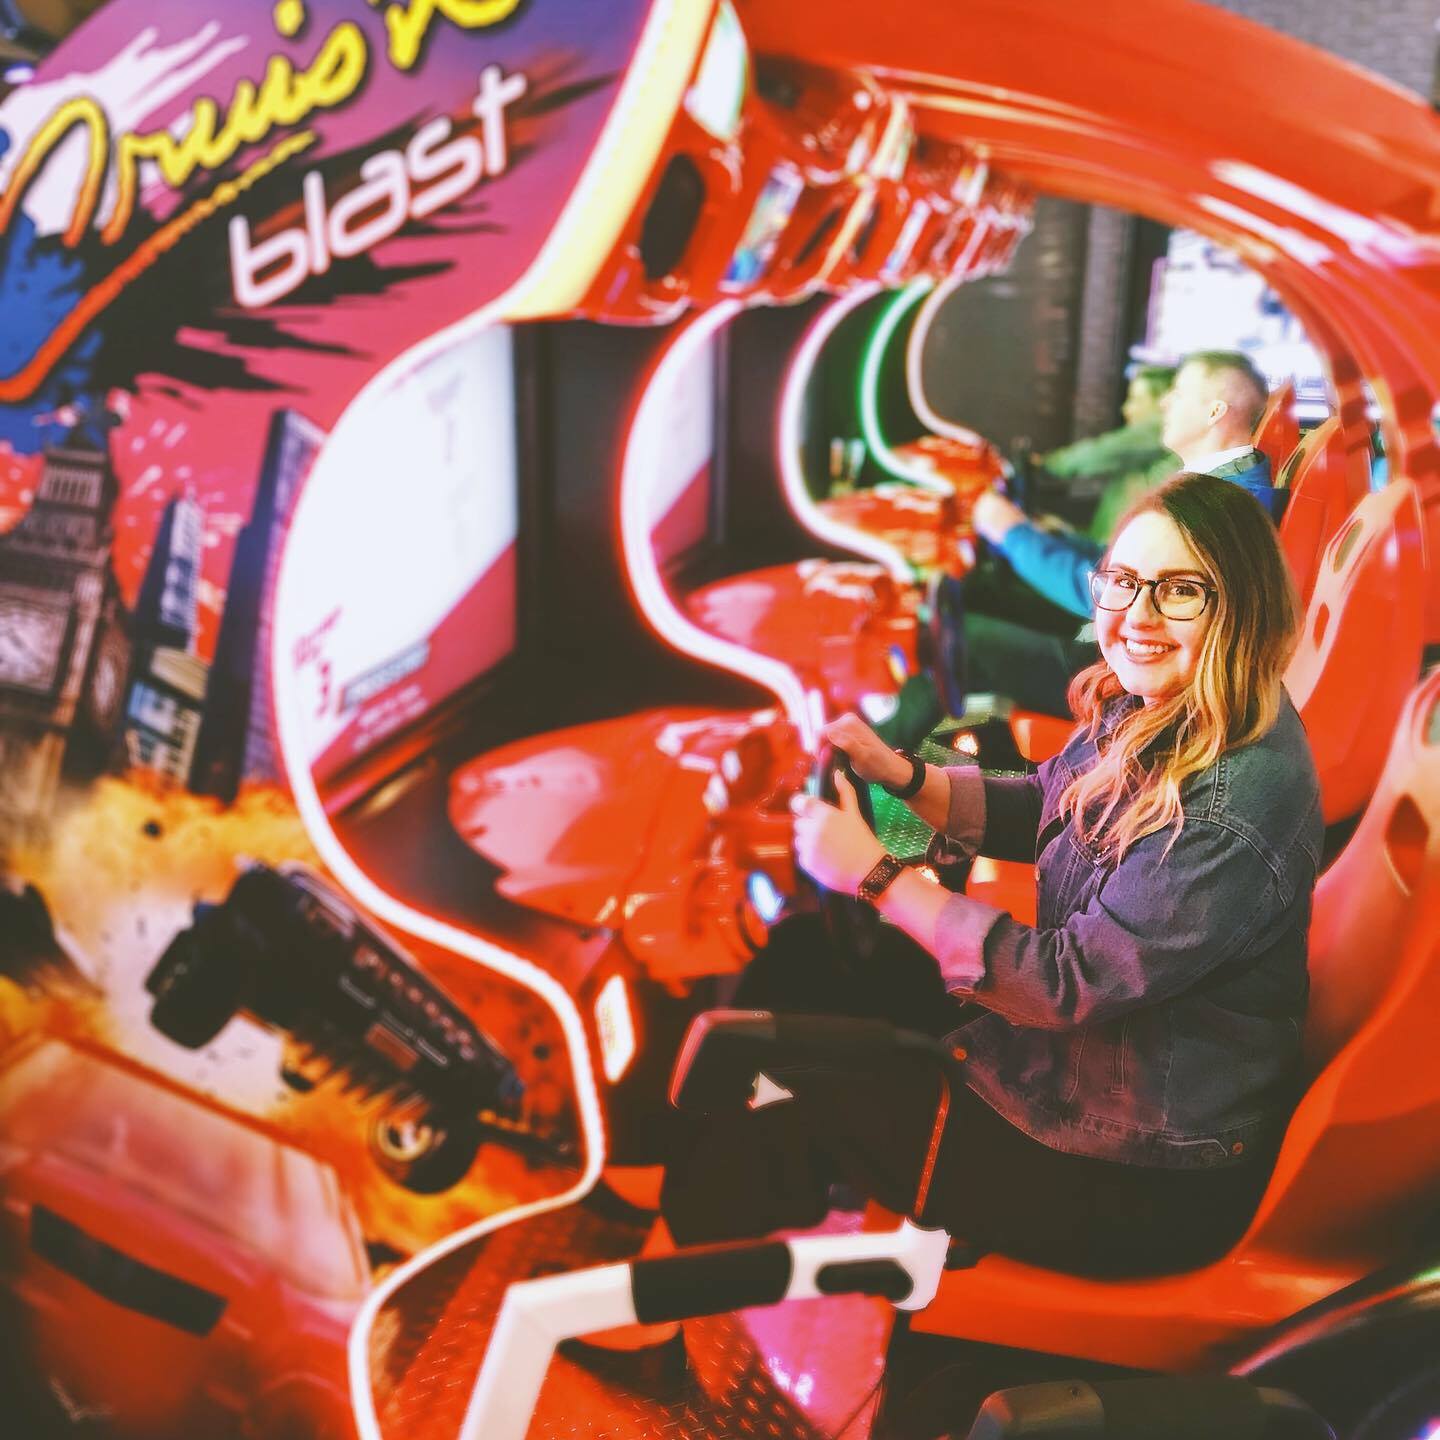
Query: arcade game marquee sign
[[0, 0, 665, 845], [6, 2, 534, 329]]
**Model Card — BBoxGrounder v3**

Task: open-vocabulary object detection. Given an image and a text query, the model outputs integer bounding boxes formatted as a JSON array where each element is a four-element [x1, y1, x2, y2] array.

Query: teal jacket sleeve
[[995, 521, 1103, 618]]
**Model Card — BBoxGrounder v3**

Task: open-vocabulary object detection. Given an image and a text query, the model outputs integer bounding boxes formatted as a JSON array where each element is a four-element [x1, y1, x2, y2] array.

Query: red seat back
[[1275, 417, 1370, 606], [1285, 479, 1424, 824], [1253, 379, 1298, 482], [1008, 710, 1073, 764], [1244, 667, 1440, 1259]]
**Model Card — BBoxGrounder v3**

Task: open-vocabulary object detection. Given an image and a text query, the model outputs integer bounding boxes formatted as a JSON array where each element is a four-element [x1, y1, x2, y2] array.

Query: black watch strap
[[857, 852, 907, 905], [881, 749, 926, 800]]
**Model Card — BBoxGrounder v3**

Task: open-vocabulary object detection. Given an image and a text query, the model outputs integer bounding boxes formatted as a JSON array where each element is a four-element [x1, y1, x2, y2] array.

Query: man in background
[[949, 351, 1276, 717], [1044, 363, 1178, 544]]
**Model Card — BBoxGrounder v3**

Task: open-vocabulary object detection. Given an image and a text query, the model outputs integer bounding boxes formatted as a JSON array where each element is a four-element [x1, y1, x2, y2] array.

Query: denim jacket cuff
[[944, 763, 986, 855], [934, 892, 1004, 994]]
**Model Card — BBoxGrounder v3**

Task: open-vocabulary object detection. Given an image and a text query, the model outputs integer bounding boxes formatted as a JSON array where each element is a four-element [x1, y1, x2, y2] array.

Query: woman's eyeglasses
[[1089, 569, 1215, 621]]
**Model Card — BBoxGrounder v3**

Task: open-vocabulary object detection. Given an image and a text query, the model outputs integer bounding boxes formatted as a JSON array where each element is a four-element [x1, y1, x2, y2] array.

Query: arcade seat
[[1275, 416, 1369, 608], [1008, 710, 1075, 764], [1254, 379, 1300, 484], [913, 663, 1440, 1371], [1284, 478, 1426, 825], [449, 671, 1439, 1439]]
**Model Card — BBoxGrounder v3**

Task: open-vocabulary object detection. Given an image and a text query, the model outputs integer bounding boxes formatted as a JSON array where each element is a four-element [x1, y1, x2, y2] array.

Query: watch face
[[0, 596, 67, 692]]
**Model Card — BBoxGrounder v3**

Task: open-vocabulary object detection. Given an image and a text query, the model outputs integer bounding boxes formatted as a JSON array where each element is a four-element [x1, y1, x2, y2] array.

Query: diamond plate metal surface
[[870, 739, 972, 860], [367, 1201, 894, 1440]]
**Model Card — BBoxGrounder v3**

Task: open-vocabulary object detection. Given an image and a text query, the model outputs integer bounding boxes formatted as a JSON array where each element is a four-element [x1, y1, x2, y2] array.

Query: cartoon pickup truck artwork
[[144, 863, 569, 1193]]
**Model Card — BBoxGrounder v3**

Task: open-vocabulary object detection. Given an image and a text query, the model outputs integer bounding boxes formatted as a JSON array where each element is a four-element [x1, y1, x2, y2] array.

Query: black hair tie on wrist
[[881, 749, 926, 801]]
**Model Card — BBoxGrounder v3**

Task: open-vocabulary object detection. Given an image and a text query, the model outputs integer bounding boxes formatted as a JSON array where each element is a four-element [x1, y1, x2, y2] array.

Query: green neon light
[[857, 277, 935, 484]]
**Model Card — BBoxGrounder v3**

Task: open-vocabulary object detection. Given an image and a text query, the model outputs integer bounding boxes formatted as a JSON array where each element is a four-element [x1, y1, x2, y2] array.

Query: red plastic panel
[[1254, 381, 1300, 486], [1276, 416, 1370, 608], [683, 560, 923, 713], [1008, 711, 1075, 766], [1286, 479, 1426, 824]]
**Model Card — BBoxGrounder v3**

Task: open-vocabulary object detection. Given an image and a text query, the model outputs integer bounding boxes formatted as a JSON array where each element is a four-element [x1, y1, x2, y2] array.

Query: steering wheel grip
[[812, 743, 884, 971]]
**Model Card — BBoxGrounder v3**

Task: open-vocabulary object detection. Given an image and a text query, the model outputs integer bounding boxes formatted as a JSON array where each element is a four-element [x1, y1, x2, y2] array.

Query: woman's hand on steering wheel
[[823, 713, 911, 789], [791, 770, 887, 896]]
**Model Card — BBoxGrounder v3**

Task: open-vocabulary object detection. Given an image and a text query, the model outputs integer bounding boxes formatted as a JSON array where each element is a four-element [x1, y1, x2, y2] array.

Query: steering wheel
[[997, 441, 1032, 515], [811, 742, 885, 972]]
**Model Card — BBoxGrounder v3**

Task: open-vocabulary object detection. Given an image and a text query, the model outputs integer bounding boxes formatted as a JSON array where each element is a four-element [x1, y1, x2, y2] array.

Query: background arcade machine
[[641, 183, 1037, 795], [801, 160, 1030, 574], [650, 169, 1037, 734], [708, 157, 1034, 582], [808, 279, 994, 576], [657, 292, 930, 722]]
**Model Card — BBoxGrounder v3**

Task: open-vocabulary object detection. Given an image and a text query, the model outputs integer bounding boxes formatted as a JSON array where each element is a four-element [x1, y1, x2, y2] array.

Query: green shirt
[[1040, 418, 1177, 542]]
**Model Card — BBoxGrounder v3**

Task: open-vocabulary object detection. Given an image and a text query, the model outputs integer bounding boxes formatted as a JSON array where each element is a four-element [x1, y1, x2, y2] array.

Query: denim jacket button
[[1231, 1141, 1244, 1156]]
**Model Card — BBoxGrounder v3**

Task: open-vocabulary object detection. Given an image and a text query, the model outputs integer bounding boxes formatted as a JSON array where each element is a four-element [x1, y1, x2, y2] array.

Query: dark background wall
[[920, 196, 1092, 457]]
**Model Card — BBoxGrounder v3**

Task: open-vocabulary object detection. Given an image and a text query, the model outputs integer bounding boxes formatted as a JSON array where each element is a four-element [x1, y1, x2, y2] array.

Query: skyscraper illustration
[[123, 490, 208, 784], [189, 408, 325, 802]]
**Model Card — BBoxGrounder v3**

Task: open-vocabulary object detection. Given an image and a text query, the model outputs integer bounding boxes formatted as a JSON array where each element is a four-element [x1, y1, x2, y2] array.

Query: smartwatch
[[881, 748, 926, 801], [857, 852, 907, 905]]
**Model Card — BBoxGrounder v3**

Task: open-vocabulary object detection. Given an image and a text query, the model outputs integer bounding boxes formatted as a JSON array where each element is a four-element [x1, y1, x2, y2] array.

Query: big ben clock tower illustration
[[0, 431, 131, 842]]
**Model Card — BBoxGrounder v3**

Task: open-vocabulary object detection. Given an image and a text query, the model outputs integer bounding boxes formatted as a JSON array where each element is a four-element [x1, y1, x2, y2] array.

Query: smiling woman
[[668, 471, 1323, 1276], [1073, 472, 1300, 857], [1092, 534, 1224, 710]]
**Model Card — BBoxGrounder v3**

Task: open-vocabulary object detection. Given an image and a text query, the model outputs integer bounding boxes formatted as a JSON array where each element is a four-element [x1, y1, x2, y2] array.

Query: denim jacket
[[934, 694, 1322, 1169]]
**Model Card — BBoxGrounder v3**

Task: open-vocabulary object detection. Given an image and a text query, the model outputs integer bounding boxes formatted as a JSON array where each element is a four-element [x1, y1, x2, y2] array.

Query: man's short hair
[[1131, 364, 1177, 400], [1181, 350, 1270, 429]]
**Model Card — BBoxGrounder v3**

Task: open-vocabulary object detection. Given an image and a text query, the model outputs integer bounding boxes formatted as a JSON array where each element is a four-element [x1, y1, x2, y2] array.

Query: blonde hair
[[1061, 472, 1299, 859]]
